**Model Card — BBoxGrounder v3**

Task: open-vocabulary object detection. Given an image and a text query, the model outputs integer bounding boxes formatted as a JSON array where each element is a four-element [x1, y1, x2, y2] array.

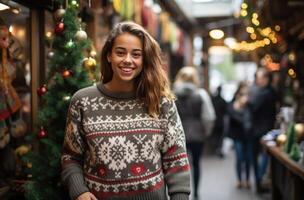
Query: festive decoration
[[83, 57, 97, 71], [54, 22, 64, 34], [65, 40, 75, 49], [47, 51, 55, 59], [75, 29, 87, 41], [54, 6, 66, 21], [62, 69, 72, 79], [37, 127, 47, 139], [37, 85, 48, 96], [23, 1, 93, 199], [276, 133, 287, 147]]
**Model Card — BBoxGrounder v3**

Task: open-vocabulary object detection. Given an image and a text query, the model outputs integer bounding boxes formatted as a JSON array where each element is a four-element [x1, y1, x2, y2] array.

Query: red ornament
[[37, 127, 47, 139], [54, 22, 64, 34], [62, 69, 72, 79], [37, 85, 48, 96]]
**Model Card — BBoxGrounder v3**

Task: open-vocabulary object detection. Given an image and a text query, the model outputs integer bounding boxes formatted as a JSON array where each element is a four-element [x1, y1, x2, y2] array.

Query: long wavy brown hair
[[100, 21, 174, 117]]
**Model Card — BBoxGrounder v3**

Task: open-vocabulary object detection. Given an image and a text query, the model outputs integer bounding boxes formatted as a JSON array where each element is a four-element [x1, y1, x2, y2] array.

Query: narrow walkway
[[193, 139, 271, 200]]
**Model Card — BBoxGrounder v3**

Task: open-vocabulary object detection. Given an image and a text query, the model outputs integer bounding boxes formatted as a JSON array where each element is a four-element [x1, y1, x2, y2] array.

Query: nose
[[124, 53, 132, 63]]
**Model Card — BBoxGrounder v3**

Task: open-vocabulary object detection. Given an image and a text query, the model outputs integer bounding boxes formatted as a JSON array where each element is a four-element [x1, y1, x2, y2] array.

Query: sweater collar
[[97, 82, 136, 100]]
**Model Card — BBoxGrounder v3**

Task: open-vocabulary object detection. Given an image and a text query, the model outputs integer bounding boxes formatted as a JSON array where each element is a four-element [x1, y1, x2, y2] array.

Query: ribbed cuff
[[170, 193, 189, 200], [68, 173, 90, 200]]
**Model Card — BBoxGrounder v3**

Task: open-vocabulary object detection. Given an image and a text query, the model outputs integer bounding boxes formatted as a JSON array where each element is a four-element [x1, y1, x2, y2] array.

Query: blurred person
[[249, 67, 278, 193], [211, 85, 227, 158], [61, 22, 191, 200], [226, 82, 252, 189], [173, 66, 215, 200]]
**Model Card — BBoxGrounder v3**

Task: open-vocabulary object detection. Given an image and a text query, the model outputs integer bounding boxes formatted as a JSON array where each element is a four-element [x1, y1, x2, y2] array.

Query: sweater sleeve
[[61, 95, 89, 200], [161, 100, 190, 200]]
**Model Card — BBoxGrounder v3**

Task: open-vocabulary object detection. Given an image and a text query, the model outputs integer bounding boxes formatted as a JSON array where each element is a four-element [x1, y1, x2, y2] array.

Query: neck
[[105, 81, 134, 93]]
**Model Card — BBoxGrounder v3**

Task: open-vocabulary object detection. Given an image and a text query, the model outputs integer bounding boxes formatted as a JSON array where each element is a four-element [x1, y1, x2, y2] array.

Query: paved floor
[[191, 138, 271, 200]]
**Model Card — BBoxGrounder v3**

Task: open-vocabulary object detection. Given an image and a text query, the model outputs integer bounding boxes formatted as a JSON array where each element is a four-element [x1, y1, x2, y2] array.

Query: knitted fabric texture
[[61, 83, 190, 200]]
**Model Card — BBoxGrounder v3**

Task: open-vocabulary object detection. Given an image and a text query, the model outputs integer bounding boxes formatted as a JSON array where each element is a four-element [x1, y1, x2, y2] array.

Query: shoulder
[[160, 97, 176, 114], [70, 85, 99, 103]]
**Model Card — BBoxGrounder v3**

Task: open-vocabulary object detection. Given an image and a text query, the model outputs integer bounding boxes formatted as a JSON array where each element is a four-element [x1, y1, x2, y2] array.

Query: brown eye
[[116, 51, 125, 56]]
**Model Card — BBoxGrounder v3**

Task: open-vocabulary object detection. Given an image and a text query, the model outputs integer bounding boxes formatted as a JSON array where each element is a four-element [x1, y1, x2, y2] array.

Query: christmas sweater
[[61, 83, 190, 200]]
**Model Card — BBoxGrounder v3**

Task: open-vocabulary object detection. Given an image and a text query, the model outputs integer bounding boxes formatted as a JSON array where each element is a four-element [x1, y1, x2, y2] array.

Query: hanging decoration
[[37, 85, 48, 96], [54, 22, 65, 35], [75, 29, 87, 41], [54, 5, 66, 21], [37, 127, 47, 139]]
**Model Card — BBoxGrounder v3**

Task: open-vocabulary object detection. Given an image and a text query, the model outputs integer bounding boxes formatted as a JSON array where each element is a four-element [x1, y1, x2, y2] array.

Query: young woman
[[227, 82, 252, 189], [61, 22, 191, 200]]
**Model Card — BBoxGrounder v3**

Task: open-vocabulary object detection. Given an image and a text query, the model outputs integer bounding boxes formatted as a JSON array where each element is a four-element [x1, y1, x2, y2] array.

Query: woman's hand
[[76, 192, 97, 200]]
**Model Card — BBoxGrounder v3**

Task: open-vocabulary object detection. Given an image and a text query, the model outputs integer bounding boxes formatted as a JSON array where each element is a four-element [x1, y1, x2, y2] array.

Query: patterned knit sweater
[[61, 83, 190, 200]]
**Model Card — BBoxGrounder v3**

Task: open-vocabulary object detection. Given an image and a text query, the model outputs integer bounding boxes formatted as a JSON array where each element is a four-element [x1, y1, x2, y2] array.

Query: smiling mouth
[[120, 67, 134, 73]]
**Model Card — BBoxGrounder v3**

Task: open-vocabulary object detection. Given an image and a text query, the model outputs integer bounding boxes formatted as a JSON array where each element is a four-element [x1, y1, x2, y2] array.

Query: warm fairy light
[[241, 10, 247, 17], [288, 52, 296, 62], [252, 13, 258, 19], [252, 18, 260, 26], [241, 3, 248, 9], [63, 96, 71, 101], [264, 38, 270, 45], [250, 33, 257, 40], [209, 29, 224, 39], [288, 69, 295, 76], [275, 25, 281, 31], [246, 27, 254, 34], [46, 31, 53, 38]]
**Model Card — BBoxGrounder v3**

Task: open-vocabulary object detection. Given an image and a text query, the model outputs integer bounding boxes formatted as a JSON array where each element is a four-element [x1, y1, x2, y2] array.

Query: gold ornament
[[54, 6, 66, 21], [295, 123, 304, 142], [276, 133, 287, 147], [83, 57, 97, 71], [75, 29, 87, 41]]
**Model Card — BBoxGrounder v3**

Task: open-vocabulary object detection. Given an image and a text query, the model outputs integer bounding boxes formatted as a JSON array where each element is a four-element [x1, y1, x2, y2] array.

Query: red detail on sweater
[[91, 180, 165, 198], [131, 164, 146, 175], [85, 168, 161, 184], [98, 166, 107, 177], [163, 153, 188, 162], [167, 145, 177, 155], [165, 164, 190, 174]]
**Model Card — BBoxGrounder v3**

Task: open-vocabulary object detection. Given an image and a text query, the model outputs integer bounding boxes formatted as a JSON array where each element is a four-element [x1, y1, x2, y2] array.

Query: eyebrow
[[114, 47, 142, 52]]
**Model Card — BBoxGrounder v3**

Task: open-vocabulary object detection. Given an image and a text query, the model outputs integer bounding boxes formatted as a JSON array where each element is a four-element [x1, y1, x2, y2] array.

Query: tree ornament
[[65, 40, 75, 49], [54, 6, 66, 21], [54, 22, 64, 34], [70, 0, 79, 8], [37, 85, 48, 96], [37, 127, 47, 139], [75, 29, 87, 41], [62, 69, 72, 79], [47, 51, 55, 59], [83, 57, 97, 71]]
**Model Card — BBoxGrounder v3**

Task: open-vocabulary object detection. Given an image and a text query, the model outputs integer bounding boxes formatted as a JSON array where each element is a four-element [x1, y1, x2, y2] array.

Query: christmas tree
[[23, 0, 96, 199]]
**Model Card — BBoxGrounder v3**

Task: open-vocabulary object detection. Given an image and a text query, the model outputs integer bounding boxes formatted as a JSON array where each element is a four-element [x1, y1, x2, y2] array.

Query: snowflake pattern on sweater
[[61, 83, 190, 200]]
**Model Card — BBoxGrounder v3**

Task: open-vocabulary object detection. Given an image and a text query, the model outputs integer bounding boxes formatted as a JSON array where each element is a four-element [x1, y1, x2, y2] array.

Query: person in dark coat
[[227, 82, 252, 189], [211, 85, 227, 158], [249, 67, 278, 193], [173, 66, 215, 200]]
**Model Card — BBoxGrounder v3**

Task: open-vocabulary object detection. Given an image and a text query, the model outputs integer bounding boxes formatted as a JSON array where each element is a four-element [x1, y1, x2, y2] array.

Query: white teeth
[[121, 68, 132, 72]]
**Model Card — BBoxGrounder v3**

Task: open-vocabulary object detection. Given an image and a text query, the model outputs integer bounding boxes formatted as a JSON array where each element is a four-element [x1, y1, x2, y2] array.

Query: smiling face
[[106, 33, 143, 91]]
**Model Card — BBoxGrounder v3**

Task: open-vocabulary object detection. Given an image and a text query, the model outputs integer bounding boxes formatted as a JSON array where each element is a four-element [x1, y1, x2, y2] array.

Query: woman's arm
[[161, 101, 191, 200], [61, 95, 91, 200]]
